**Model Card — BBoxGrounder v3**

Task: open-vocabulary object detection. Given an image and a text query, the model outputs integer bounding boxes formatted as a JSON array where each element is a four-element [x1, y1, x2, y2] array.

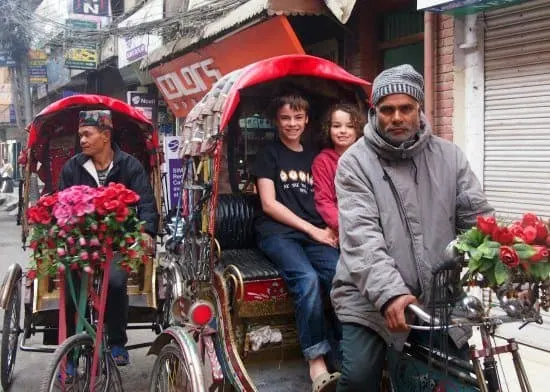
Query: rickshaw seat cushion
[[215, 193, 260, 250], [220, 248, 280, 280]]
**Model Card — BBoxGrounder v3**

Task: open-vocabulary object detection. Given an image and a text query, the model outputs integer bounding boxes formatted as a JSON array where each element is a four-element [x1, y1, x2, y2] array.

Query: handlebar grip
[[406, 304, 441, 326]]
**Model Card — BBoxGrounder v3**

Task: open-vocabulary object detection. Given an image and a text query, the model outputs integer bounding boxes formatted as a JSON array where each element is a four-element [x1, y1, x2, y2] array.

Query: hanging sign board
[[163, 136, 183, 210], [150, 16, 304, 118]]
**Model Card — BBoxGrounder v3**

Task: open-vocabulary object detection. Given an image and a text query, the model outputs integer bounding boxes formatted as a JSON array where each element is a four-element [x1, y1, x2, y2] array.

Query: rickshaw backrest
[[215, 194, 260, 250]]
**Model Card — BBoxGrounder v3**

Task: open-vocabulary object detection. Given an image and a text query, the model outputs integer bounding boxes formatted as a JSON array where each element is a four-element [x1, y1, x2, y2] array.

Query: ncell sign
[[150, 16, 304, 118]]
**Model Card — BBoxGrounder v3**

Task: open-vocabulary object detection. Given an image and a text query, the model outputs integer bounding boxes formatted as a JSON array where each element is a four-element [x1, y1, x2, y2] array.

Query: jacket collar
[[364, 109, 431, 161]]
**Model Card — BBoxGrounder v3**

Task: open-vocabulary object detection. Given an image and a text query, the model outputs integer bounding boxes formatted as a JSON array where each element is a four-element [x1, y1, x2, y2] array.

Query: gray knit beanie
[[370, 64, 424, 106]]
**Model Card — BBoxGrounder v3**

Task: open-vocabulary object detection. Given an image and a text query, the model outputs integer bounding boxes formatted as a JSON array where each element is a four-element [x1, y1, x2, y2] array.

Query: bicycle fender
[[0, 263, 22, 309]]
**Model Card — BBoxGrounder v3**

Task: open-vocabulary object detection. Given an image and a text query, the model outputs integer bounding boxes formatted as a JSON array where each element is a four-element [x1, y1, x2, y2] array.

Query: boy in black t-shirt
[[251, 94, 341, 392]]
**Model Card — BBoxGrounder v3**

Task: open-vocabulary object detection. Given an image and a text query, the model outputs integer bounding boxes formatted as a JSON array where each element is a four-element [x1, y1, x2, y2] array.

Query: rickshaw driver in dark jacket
[[331, 65, 494, 391], [58, 110, 159, 366]]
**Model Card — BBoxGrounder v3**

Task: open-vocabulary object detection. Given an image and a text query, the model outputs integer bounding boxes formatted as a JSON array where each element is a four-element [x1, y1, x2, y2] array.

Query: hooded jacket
[[331, 110, 493, 350], [58, 144, 159, 236], [312, 148, 341, 231]]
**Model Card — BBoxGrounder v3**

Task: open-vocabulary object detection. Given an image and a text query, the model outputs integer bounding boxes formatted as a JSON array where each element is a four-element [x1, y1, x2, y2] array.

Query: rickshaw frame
[[147, 54, 371, 392], [0, 94, 167, 391]]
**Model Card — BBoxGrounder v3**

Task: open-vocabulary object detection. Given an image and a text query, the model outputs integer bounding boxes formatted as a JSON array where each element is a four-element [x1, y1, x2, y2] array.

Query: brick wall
[[434, 14, 455, 141]]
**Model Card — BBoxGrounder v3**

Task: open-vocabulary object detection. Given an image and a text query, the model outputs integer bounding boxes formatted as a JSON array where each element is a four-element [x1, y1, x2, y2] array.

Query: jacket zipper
[[381, 166, 425, 296]]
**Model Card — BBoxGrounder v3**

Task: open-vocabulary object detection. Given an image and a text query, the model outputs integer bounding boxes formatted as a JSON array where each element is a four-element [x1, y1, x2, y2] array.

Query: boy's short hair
[[268, 93, 310, 120]]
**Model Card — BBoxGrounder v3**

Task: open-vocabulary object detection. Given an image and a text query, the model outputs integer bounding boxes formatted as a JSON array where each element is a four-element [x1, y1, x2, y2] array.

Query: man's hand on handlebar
[[384, 294, 418, 332]]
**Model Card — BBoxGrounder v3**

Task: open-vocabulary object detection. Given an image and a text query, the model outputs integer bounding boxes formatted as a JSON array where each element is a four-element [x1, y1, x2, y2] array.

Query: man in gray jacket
[[332, 65, 494, 391]]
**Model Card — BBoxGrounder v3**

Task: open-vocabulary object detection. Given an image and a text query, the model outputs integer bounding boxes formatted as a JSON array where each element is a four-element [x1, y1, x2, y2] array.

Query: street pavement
[[0, 198, 155, 391], [0, 195, 548, 391]]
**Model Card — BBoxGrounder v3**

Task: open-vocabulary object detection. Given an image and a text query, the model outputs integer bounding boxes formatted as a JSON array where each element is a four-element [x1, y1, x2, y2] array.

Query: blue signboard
[[164, 136, 183, 210]]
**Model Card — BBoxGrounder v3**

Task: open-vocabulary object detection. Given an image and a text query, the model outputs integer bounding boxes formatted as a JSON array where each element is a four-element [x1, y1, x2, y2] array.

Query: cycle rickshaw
[[149, 54, 549, 392], [0, 94, 169, 390]]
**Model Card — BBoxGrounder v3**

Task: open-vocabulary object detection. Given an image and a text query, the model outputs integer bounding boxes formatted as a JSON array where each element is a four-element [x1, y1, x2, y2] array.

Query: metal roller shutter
[[484, 0, 550, 219]]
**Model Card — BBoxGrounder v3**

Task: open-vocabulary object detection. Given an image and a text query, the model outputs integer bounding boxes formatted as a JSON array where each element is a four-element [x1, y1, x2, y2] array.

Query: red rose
[[127, 249, 138, 259], [125, 237, 135, 244], [39, 194, 58, 207], [477, 216, 497, 236], [119, 189, 140, 205], [530, 245, 549, 263], [115, 205, 129, 222], [509, 224, 526, 241], [535, 222, 548, 242], [103, 188, 119, 201], [26, 270, 37, 280], [103, 199, 121, 212], [500, 246, 520, 268], [523, 226, 537, 244], [94, 196, 108, 215], [109, 183, 127, 193], [27, 206, 52, 225], [492, 227, 514, 245], [521, 213, 540, 228]]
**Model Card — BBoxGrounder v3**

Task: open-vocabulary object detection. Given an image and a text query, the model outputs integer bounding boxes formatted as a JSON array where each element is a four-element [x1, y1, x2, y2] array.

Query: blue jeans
[[258, 231, 339, 360]]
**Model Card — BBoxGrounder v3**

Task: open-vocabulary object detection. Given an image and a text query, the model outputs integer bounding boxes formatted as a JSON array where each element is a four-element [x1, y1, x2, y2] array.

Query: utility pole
[[18, 0, 33, 126]]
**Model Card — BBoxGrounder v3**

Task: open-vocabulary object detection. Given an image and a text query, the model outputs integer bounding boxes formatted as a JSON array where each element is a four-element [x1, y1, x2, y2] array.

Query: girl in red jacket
[[312, 104, 365, 233]]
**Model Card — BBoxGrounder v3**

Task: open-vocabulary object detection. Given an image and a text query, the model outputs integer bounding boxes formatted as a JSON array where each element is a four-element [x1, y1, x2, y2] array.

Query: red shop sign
[[150, 16, 304, 118]]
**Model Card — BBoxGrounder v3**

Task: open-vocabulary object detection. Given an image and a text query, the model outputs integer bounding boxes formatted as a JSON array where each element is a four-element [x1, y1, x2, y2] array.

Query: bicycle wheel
[[1, 280, 21, 390], [39, 333, 123, 392], [149, 342, 204, 392]]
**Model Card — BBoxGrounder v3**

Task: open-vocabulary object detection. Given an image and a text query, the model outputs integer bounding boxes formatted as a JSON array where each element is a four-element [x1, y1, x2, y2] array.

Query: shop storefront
[[419, 0, 550, 218], [482, 0, 550, 217]]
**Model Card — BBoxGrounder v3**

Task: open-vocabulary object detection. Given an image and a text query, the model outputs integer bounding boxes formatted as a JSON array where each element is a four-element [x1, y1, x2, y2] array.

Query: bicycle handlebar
[[405, 304, 542, 331]]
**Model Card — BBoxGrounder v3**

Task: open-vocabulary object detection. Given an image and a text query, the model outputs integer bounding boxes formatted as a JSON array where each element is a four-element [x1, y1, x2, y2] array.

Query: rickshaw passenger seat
[[215, 194, 281, 281]]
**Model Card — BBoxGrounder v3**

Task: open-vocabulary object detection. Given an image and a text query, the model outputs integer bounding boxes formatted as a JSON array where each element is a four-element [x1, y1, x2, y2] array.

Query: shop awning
[[141, 0, 330, 70], [417, 0, 525, 14]]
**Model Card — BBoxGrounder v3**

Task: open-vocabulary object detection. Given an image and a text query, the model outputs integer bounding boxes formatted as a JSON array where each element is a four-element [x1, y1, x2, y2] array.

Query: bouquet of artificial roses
[[26, 183, 148, 279], [455, 213, 550, 288]]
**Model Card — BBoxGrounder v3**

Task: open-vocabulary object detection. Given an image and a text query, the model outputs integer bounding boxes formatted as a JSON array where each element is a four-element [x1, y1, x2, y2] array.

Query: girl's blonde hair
[[321, 104, 366, 147]]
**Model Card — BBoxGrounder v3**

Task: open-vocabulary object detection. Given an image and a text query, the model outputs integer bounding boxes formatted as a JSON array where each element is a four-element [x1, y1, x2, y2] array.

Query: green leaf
[[494, 262, 510, 285], [484, 266, 497, 287], [513, 243, 537, 260], [485, 241, 501, 249], [463, 228, 485, 248], [470, 248, 483, 261], [531, 262, 550, 281], [468, 257, 482, 272], [479, 257, 496, 272]]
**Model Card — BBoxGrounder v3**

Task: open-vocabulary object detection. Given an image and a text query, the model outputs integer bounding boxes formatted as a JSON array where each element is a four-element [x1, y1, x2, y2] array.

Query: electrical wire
[[1, 0, 251, 55]]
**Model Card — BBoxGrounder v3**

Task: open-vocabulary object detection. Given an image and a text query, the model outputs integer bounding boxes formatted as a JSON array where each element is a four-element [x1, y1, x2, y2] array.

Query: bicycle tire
[[149, 342, 205, 392], [1, 281, 21, 390], [39, 333, 123, 392]]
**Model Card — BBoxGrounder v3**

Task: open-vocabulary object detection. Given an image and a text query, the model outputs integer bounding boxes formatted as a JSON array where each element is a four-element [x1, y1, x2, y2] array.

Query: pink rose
[[57, 248, 66, 257], [89, 237, 100, 247]]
